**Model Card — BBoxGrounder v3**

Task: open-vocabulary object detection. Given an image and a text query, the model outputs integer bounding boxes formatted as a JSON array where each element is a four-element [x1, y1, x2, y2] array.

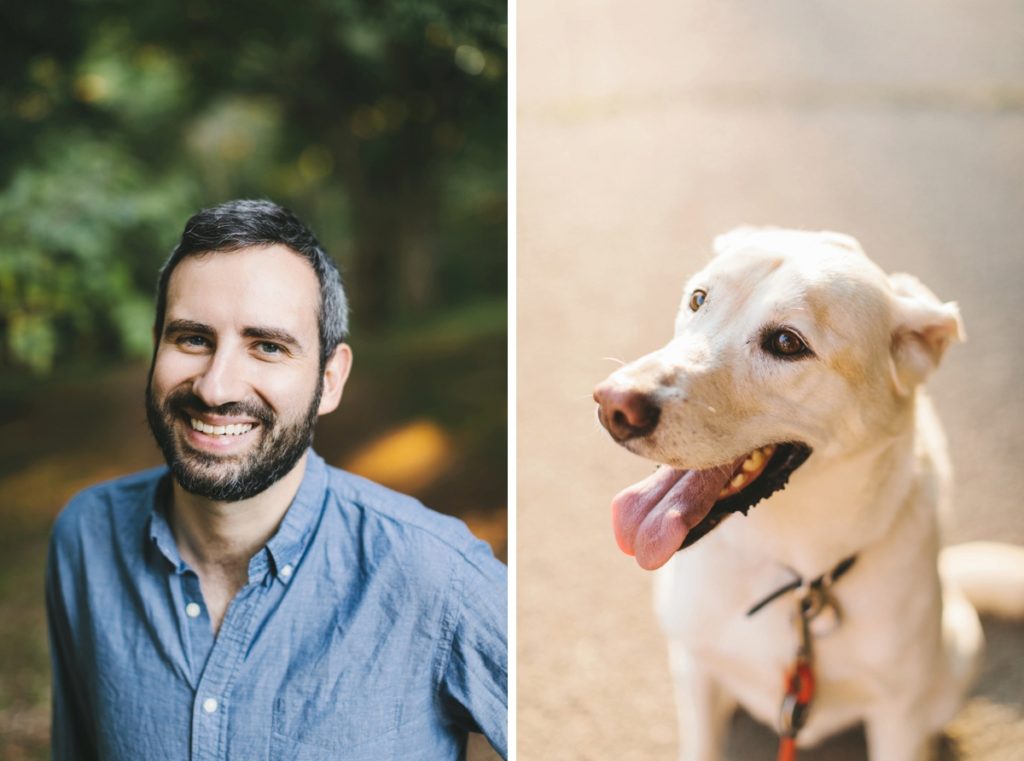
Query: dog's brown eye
[[764, 329, 811, 359], [689, 290, 707, 311]]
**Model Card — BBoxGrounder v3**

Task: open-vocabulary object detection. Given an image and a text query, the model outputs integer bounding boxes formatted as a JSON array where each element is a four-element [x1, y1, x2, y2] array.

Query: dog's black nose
[[593, 383, 661, 441]]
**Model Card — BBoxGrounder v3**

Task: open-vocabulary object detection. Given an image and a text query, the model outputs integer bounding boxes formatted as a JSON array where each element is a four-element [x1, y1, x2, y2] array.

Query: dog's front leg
[[669, 641, 736, 761], [865, 707, 939, 761]]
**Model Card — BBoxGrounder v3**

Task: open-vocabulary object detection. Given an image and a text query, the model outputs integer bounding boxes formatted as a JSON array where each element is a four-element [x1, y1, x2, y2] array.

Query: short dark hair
[[154, 199, 349, 368]]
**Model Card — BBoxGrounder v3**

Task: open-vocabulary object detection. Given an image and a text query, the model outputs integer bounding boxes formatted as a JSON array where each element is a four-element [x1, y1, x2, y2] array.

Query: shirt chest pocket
[[269, 694, 399, 761]]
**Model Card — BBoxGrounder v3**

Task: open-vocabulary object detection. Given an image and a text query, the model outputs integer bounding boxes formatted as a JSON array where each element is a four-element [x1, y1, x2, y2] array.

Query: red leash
[[776, 654, 815, 761], [745, 556, 856, 761]]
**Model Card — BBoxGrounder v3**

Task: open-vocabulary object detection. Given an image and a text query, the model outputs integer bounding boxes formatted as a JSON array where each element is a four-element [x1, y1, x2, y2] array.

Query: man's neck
[[169, 452, 309, 577]]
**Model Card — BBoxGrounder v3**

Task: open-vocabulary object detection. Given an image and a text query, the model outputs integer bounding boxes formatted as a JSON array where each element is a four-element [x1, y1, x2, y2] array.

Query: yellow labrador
[[594, 228, 1024, 761]]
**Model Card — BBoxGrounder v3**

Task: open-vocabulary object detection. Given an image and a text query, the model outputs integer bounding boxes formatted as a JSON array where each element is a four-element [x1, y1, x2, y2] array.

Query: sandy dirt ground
[[517, 2, 1024, 759]]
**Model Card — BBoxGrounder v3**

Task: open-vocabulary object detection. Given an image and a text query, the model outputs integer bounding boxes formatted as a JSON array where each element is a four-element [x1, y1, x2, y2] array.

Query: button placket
[[190, 582, 268, 761], [180, 572, 215, 688]]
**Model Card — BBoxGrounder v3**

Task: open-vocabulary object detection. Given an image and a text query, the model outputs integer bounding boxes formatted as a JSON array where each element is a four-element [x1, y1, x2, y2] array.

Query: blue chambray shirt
[[46, 450, 507, 760]]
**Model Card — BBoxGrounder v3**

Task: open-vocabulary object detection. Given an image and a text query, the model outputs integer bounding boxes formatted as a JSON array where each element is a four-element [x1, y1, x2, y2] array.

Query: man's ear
[[889, 273, 964, 395], [318, 343, 353, 415]]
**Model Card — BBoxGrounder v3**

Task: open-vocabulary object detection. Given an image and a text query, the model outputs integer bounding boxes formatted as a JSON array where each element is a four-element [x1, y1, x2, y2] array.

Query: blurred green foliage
[[0, 0, 507, 374]]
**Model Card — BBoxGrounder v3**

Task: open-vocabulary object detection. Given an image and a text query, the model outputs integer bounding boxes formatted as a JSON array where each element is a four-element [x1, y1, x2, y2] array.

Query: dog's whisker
[[601, 356, 626, 366]]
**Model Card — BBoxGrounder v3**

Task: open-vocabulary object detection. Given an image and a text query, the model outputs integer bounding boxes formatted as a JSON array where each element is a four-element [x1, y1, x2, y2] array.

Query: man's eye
[[178, 335, 210, 348], [257, 342, 283, 355]]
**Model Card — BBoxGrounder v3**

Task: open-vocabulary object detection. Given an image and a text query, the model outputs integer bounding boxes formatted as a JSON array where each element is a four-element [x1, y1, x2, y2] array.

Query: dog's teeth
[[763, 444, 776, 457], [730, 473, 747, 489], [719, 487, 730, 498], [742, 450, 765, 472]]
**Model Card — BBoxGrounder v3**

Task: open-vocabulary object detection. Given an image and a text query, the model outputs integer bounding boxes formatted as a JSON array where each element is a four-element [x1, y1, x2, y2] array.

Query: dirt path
[[517, 2, 1024, 759]]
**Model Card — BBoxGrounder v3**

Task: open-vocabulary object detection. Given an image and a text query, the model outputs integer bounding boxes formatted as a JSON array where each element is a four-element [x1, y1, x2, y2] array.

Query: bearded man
[[45, 200, 507, 760]]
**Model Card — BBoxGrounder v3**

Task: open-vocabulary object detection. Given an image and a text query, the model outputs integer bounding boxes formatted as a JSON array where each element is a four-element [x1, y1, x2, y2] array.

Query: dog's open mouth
[[611, 442, 812, 569]]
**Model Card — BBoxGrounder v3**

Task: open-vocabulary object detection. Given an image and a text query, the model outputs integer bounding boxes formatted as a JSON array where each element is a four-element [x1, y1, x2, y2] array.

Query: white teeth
[[742, 449, 765, 472], [720, 445, 778, 500], [190, 418, 253, 436]]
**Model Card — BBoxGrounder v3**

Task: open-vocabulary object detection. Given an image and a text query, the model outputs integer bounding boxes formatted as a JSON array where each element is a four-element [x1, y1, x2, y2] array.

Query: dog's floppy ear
[[889, 272, 965, 395]]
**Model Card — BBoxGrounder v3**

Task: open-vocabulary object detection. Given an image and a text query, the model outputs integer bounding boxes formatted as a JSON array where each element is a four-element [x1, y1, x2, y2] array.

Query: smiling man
[[45, 200, 507, 760]]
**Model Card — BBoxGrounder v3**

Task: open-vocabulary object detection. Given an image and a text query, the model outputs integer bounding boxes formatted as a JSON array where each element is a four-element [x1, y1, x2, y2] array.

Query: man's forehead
[[165, 245, 320, 333], [172, 243, 315, 276]]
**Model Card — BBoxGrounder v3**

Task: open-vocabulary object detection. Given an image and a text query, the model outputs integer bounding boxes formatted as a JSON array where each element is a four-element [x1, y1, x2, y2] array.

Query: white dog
[[593, 228, 1024, 761]]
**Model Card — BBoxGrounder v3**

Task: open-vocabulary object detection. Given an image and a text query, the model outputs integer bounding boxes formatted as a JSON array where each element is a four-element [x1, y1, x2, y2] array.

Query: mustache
[[163, 388, 275, 426]]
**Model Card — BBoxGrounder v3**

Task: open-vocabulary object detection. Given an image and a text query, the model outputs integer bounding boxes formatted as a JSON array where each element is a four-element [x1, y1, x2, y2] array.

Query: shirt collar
[[261, 449, 328, 584], [148, 473, 187, 572], [146, 450, 329, 584]]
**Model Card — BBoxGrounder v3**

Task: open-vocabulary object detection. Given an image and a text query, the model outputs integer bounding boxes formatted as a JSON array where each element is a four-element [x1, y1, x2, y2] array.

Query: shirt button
[[202, 698, 219, 714], [185, 603, 201, 618], [280, 564, 293, 578]]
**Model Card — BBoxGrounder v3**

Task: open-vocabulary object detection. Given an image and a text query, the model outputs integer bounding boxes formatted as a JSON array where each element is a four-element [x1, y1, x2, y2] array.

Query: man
[[45, 199, 507, 760]]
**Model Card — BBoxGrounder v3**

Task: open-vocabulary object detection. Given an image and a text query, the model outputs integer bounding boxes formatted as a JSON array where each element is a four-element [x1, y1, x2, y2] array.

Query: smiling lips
[[189, 417, 255, 437]]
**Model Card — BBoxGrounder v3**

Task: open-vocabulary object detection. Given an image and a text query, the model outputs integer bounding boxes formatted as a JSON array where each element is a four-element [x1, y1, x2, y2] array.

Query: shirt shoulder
[[321, 466, 505, 578], [51, 466, 167, 550]]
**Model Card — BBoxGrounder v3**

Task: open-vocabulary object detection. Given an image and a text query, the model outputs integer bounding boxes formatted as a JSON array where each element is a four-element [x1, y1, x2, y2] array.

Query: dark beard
[[145, 380, 322, 502]]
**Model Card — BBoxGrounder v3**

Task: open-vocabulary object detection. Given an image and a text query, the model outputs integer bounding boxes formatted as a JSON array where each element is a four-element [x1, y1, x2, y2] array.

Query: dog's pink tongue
[[611, 464, 736, 570]]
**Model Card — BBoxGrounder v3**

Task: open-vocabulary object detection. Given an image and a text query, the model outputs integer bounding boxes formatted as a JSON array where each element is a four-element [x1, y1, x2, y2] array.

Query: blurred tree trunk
[[342, 150, 440, 331]]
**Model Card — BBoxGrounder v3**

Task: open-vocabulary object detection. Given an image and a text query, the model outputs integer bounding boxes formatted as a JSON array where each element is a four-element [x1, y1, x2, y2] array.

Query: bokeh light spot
[[343, 420, 453, 494], [350, 105, 387, 139], [74, 73, 110, 103], [16, 93, 51, 121], [298, 145, 334, 182], [454, 45, 486, 76], [425, 22, 453, 48]]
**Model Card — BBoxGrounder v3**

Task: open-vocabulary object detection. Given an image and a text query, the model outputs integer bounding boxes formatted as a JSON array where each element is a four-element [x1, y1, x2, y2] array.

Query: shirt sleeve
[[46, 528, 98, 761], [439, 542, 508, 759]]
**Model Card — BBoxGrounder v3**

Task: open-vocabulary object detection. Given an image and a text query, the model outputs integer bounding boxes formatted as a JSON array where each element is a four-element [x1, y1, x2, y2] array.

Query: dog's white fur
[[598, 228, 1024, 761]]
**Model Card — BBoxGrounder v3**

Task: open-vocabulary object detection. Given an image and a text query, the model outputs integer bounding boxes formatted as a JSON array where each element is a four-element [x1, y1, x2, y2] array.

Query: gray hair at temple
[[153, 199, 349, 369]]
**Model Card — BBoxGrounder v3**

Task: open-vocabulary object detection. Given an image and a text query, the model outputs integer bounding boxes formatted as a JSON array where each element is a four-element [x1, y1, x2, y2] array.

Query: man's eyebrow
[[242, 326, 305, 352], [164, 319, 214, 337]]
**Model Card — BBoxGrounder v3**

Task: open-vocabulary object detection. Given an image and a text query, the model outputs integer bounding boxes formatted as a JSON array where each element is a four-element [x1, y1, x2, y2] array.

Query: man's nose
[[593, 382, 661, 442], [192, 348, 249, 408]]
